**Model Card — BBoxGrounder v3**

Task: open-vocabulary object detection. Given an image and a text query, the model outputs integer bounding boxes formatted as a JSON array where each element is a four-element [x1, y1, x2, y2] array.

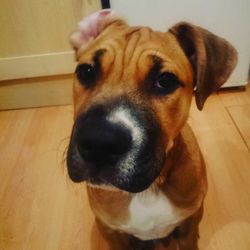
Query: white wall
[[110, 0, 250, 87]]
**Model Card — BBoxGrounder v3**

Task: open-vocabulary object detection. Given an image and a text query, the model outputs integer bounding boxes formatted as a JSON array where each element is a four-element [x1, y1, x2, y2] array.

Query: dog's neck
[[157, 124, 207, 208]]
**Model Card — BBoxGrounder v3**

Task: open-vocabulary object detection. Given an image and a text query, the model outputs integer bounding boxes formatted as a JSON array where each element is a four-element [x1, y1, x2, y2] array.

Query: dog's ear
[[70, 9, 124, 56], [170, 22, 237, 110]]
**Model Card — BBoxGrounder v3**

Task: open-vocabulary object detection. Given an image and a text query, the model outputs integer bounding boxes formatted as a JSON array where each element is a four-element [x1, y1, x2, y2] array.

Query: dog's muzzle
[[67, 97, 165, 193]]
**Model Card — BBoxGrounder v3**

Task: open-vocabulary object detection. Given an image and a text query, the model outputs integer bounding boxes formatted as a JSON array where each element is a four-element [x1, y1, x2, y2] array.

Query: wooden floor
[[1, 85, 250, 250]]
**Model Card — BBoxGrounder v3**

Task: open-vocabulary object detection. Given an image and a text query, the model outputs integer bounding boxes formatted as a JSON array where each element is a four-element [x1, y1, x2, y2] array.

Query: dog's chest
[[107, 189, 196, 240]]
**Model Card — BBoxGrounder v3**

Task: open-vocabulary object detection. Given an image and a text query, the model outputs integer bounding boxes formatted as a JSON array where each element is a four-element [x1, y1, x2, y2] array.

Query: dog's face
[[67, 10, 237, 193]]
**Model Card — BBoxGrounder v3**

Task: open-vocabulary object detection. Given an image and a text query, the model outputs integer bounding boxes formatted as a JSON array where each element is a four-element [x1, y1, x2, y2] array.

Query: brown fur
[[87, 186, 131, 227]]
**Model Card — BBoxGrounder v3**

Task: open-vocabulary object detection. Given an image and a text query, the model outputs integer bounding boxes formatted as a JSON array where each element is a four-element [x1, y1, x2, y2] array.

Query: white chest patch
[[118, 189, 198, 240]]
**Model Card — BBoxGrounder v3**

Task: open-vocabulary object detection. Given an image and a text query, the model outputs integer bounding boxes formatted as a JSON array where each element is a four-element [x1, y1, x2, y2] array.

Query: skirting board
[[0, 51, 76, 81], [0, 74, 73, 110]]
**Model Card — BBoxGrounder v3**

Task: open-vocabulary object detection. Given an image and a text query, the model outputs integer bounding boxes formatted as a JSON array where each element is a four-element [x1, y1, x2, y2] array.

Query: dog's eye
[[152, 72, 182, 95], [75, 64, 96, 87]]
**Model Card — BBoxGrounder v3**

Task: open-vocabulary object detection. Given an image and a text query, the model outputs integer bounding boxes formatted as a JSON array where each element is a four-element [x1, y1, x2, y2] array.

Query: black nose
[[76, 111, 132, 166]]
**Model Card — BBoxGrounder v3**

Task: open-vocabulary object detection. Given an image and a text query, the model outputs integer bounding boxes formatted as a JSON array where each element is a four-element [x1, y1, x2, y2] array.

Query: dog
[[66, 9, 237, 250]]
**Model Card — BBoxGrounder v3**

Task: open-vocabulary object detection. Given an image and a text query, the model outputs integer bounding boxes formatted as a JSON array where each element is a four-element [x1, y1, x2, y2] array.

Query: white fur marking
[[107, 107, 144, 175], [120, 188, 198, 240]]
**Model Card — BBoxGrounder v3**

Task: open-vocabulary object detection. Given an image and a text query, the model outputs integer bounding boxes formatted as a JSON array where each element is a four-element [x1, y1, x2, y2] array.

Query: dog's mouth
[[66, 97, 166, 193], [67, 133, 165, 193]]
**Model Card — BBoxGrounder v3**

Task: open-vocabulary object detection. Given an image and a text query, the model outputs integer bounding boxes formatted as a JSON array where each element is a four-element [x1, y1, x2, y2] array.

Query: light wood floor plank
[[227, 105, 250, 151]]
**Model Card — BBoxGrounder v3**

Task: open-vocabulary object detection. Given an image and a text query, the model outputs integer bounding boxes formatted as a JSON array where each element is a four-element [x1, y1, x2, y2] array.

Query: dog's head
[[66, 9, 237, 193]]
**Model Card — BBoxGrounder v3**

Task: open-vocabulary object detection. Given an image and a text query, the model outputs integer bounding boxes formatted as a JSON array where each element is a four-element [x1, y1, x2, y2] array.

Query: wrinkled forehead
[[77, 25, 192, 83]]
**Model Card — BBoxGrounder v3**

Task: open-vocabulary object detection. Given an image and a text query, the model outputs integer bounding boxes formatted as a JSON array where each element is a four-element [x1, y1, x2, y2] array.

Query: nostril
[[77, 138, 95, 160], [79, 146, 90, 158], [82, 139, 92, 153]]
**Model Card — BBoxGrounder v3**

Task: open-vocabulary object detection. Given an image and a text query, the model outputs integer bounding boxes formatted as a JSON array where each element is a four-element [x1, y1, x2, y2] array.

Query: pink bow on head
[[70, 9, 118, 53]]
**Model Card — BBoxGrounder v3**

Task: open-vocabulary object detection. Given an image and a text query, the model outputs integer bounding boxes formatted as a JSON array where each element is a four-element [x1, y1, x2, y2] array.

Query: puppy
[[66, 9, 237, 250]]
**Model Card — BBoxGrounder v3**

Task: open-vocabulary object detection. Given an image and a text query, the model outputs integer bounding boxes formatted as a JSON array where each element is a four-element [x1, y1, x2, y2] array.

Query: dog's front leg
[[173, 204, 204, 250]]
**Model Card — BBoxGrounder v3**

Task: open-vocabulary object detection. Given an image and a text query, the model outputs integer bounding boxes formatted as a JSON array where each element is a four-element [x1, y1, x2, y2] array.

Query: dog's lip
[[89, 176, 107, 184], [67, 134, 166, 192], [68, 169, 87, 183], [68, 147, 166, 192], [88, 176, 120, 190]]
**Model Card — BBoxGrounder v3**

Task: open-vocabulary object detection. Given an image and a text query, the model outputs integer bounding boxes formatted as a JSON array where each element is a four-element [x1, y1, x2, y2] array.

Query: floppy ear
[[170, 22, 238, 110], [70, 9, 123, 56]]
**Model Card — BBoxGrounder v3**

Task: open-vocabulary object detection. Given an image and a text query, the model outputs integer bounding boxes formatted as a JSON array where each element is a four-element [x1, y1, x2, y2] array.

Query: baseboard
[[0, 74, 73, 110], [0, 51, 76, 81]]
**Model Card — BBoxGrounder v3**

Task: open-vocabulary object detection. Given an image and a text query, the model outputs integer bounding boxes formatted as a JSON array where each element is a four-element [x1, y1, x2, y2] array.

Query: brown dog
[[66, 9, 237, 250]]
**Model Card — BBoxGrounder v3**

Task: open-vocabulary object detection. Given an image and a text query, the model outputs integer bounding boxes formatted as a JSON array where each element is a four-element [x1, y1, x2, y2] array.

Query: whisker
[[56, 136, 70, 171]]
